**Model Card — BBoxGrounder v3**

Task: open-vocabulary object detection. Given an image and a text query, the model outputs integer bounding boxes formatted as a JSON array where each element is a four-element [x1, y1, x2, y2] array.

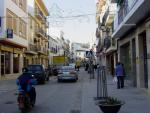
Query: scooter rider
[[16, 67, 37, 106]]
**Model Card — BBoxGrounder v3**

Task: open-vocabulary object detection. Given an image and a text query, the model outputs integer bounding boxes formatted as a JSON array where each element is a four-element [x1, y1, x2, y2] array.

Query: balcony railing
[[35, 28, 45, 37], [118, 0, 138, 25], [45, 21, 49, 28], [102, 3, 117, 26], [102, 8, 109, 25], [36, 46, 48, 54], [35, 9, 44, 20], [28, 44, 36, 52]]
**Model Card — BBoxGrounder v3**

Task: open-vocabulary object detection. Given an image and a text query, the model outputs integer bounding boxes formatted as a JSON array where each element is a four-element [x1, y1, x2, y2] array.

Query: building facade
[[0, 0, 28, 77], [0, 0, 50, 78], [48, 36, 60, 65], [71, 42, 90, 60], [96, 0, 117, 76], [112, 0, 150, 94], [26, 0, 49, 67]]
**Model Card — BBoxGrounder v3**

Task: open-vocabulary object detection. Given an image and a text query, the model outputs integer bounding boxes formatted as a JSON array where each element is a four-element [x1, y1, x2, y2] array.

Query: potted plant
[[96, 97, 125, 113]]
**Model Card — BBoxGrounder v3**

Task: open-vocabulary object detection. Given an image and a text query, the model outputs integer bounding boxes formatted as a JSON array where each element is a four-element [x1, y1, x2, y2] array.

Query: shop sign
[[7, 28, 13, 38]]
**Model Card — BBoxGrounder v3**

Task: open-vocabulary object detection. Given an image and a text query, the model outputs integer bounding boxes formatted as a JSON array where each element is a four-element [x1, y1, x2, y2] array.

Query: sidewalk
[[81, 70, 150, 113], [0, 73, 20, 80]]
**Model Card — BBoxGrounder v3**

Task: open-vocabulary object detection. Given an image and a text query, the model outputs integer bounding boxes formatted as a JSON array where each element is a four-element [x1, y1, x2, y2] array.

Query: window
[[19, 19, 23, 36], [12, 0, 18, 5], [19, 0, 23, 8], [6, 11, 13, 29], [13, 16, 17, 34], [22, 21, 26, 38], [19, 18, 27, 39], [6, 9, 18, 35], [30, 18, 33, 29], [19, 0, 26, 12]]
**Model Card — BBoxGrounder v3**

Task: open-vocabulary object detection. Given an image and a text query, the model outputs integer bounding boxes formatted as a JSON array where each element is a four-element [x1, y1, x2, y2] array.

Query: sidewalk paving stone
[[81, 69, 150, 113]]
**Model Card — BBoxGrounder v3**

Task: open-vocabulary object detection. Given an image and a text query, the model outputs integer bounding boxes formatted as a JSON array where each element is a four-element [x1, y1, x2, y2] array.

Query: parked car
[[26, 64, 49, 84], [69, 63, 76, 69], [57, 66, 78, 82]]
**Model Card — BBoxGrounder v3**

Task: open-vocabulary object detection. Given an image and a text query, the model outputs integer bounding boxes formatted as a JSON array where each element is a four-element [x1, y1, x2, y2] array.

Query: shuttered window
[[6, 9, 18, 34], [19, 18, 26, 39]]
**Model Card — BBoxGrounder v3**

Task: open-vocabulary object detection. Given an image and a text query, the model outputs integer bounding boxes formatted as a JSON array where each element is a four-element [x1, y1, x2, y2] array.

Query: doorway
[[139, 32, 148, 88], [1, 54, 5, 75], [132, 39, 137, 87]]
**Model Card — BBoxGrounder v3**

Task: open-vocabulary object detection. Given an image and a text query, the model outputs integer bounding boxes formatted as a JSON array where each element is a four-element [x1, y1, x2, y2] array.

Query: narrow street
[[0, 69, 90, 113], [1, 68, 150, 113]]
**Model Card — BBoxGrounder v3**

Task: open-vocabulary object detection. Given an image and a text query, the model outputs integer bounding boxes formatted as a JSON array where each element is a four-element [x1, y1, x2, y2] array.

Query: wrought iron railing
[[118, 0, 139, 25]]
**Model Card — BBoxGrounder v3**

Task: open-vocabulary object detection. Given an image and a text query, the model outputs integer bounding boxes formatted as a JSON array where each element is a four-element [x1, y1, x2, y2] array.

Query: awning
[[0, 39, 27, 48], [106, 46, 117, 54], [25, 51, 37, 55]]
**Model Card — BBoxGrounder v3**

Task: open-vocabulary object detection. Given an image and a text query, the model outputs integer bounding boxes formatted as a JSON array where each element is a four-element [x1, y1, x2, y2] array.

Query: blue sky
[[44, 0, 96, 44]]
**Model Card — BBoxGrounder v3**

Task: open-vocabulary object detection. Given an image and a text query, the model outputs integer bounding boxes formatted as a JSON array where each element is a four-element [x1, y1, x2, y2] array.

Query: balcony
[[25, 44, 37, 55], [45, 21, 49, 28], [102, 3, 117, 26], [106, 38, 117, 54], [36, 46, 48, 55], [29, 44, 36, 51], [35, 9, 44, 21], [35, 28, 45, 37], [112, 0, 150, 38], [95, 28, 100, 38]]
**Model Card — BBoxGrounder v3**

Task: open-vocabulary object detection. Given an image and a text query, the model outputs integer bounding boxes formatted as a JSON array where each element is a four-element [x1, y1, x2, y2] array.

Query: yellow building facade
[[25, 0, 49, 68]]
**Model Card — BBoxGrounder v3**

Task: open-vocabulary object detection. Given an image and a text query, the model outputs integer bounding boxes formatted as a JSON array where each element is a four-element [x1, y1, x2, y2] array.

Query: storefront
[[38, 54, 49, 68], [24, 51, 38, 67], [0, 44, 24, 77]]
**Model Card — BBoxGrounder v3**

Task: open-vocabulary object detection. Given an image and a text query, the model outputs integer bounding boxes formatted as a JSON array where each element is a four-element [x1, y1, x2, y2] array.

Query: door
[[143, 36, 148, 88], [132, 39, 137, 87], [1, 54, 5, 75]]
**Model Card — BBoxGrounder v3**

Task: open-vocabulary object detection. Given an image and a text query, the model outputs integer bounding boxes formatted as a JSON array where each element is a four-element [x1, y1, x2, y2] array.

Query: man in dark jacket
[[16, 68, 37, 105]]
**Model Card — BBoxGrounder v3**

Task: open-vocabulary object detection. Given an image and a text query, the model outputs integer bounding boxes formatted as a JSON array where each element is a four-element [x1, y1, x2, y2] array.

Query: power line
[[0, 11, 115, 19]]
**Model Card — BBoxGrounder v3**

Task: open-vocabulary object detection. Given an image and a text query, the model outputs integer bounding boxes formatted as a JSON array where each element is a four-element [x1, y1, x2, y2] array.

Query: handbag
[[113, 76, 118, 83]]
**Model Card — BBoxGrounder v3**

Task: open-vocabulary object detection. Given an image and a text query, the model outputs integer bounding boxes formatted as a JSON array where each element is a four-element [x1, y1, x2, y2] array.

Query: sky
[[44, 0, 96, 44]]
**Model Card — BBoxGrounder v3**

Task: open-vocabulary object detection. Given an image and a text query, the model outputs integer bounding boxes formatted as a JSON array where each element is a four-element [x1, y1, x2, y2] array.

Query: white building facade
[[48, 36, 60, 65], [0, 0, 28, 77], [71, 42, 90, 60], [112, 0, 150, 94]]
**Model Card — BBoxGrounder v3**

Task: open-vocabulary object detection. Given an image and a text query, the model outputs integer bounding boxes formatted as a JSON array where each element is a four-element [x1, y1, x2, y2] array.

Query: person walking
[[75, 60, 81, 71], [115, 62, 125, 89]]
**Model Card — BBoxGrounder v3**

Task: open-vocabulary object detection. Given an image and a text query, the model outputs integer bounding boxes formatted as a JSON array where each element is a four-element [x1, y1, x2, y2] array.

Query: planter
[[95, 97, 125, 113], [97, 103, 124, 113]]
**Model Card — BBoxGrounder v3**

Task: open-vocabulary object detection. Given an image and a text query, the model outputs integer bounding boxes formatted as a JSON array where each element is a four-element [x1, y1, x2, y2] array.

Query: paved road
[[0, 70, 86, 113], [1, 69, 150, 113]]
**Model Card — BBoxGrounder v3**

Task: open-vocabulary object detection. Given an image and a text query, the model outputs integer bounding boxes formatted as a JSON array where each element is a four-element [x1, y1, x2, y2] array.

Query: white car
[[57, 66, 78, 82], [69, 63, 76, 68]]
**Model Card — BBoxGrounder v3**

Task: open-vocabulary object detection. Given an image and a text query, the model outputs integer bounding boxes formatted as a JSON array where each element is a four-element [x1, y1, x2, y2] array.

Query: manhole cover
[[5, 101, 15, 104], [70, 110, 81, 113]]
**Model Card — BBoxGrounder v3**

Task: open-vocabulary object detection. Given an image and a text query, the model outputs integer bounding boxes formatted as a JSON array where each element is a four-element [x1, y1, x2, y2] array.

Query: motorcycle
[[17, 88, 36, 113], [17, 75, 37, 113]]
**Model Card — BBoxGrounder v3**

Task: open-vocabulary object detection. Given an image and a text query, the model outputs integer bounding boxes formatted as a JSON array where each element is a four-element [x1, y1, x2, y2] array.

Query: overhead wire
[[0, 11, 115, 19]]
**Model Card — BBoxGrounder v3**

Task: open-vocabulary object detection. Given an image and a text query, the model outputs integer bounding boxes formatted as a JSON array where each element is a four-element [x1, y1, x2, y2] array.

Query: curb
[[0, 74, 20, 81]]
